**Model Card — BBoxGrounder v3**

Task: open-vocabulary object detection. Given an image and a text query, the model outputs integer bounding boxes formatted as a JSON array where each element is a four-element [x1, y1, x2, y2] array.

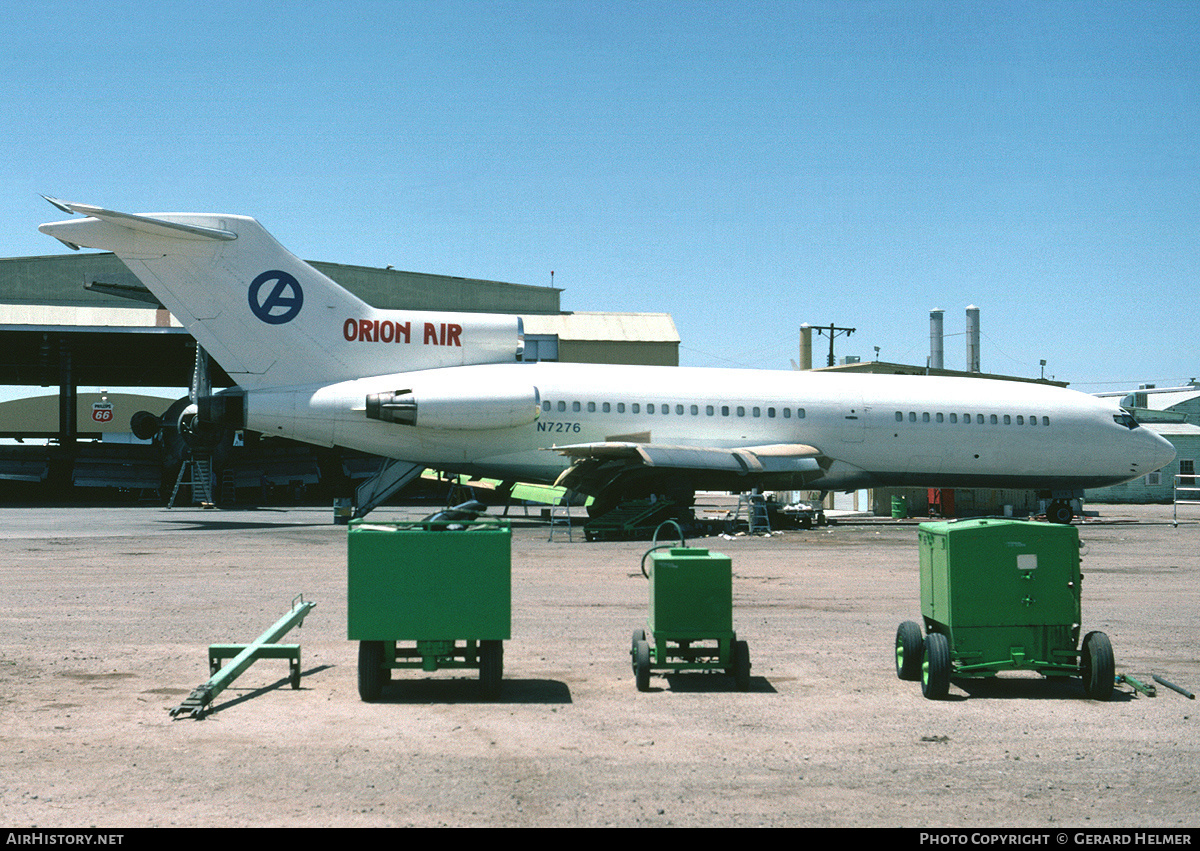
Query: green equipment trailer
[[895, 518, 1114, 700], [631, 545, 751, 692], [348, 516, 511, 701]]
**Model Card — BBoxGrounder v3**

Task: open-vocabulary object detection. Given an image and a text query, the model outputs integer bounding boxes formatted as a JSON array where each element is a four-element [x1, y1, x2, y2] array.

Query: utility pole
[[815, 323, 856, 367]]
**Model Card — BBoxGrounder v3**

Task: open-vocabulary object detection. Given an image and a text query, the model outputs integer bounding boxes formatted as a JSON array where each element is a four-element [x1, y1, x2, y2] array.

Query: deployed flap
[[552, 441, 826, 493]]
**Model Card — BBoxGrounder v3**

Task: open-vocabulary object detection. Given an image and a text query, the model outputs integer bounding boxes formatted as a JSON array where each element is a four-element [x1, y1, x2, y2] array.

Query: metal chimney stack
[[966, 305, 981, 373], [929, 309, 944, 370]]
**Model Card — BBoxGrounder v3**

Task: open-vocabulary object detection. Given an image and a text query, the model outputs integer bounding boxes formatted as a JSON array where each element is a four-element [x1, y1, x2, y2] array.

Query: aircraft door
[[839, 397, 867, 444]]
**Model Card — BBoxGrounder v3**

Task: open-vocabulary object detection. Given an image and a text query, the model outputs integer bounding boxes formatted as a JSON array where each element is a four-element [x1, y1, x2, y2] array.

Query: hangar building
[[1085, 384, 1200, 505], [0, 252, 678, 502]]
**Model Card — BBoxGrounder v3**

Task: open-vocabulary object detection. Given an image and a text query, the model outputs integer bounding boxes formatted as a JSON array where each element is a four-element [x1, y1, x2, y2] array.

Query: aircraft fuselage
[[242, 361, 1174, 494]]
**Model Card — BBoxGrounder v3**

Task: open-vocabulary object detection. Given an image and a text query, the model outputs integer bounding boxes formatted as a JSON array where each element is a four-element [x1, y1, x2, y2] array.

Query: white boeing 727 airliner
[[39, 198, 1174, 522]]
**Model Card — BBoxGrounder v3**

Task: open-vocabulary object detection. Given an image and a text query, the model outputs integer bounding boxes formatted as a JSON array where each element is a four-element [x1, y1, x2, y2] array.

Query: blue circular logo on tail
[[248, 270, 303, 324]]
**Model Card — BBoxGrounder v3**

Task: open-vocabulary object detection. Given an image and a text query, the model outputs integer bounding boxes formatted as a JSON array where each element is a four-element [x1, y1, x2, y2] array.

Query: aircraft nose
[[1143, 429, 1176, 472]]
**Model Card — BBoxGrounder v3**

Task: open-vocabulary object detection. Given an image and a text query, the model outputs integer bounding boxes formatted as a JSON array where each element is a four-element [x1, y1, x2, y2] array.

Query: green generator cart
[[895, 518, 1114, 700], [631, 545, 751, 692], [348, 517, 511, 701]]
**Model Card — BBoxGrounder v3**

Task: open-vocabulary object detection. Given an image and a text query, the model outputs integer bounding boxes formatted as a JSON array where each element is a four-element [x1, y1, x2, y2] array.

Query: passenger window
[[647, 403, 655, 414], [989, 414, 998, 425], [557, 401, 566, 412], [936, 413, 944, 423], [706, 405, 715, 416], [617, 403, 625, 413], [767, 407, 776, 418], [949, 413, 957, 423], [797, 408, 805, 418], [737, 406, 746, 417], [543, 401, 551, 412], [690, 405, 698, 415], [1016, 415, 1024, 425], [753, 407, 761, 417], [1003, 414, 1011, 424], [1042, 416, 1050, 426], [783, 408, 791, 418], [721, 406, 730, 416], [602, 402, 611, 413], [572, 401, 581, 412], [909, 412, 917, 422], [922, 413, 930, 423]]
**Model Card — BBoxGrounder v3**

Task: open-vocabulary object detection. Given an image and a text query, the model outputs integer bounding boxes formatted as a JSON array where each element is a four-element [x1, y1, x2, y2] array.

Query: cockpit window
[[1113, 412, 1140, 430]]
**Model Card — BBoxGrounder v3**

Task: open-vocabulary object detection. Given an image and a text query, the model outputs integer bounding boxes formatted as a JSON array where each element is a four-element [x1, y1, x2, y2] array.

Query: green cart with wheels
[[895, 518, 1114, 700], [348, 517, 511, 701], [631, 545, 751, 692]]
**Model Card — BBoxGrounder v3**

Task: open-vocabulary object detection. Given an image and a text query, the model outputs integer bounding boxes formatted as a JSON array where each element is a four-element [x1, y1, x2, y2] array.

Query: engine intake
[[366, 385, 540, 431]]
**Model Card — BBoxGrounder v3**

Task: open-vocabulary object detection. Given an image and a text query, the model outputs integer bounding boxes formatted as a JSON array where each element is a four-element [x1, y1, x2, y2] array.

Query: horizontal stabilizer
[[39, 196, 236, 244]]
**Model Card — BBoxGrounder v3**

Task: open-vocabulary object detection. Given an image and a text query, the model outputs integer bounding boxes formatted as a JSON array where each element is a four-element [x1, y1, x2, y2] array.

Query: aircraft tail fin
[[39, 199, 524, 389]]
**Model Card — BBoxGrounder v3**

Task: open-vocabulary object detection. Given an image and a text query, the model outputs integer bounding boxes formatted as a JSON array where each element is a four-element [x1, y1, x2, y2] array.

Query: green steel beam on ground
[[170, 597, 315, 719]]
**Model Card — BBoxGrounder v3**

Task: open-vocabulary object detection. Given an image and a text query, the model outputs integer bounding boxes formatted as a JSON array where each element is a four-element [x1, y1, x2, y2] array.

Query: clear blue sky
[[2, 0, 1197, 392]]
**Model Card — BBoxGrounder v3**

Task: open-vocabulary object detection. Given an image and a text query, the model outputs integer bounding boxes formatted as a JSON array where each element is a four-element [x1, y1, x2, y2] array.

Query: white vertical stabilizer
[[39, 199, 523, 389]]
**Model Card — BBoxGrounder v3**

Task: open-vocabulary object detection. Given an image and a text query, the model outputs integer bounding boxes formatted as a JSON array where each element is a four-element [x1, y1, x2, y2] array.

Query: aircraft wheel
[[479, 640, 503, 700], [921, 632, 951, 700], [358, 640, 385, 702], [635, 639, 651, 692], [733, 639, 751, 691], [631, 628, 646, 672], [1081, 631, 1114, 701], [895, 620, 924, 681], [1047, 499, 1074, 524]]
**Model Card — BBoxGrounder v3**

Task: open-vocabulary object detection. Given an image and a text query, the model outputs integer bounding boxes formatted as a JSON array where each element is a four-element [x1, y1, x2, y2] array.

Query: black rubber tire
[[723, 631, 739, 675], [734, 639, 751, 691], [1081, 631, 1114, 701], [631, 628, 645, 671], [635, 639, 651, 692], [358, 640, 385, 702], [896, 621, 924, 681], [479, 639, 504, 700], [921, 632, 951, 700], [1047, 499, 1074, 524]]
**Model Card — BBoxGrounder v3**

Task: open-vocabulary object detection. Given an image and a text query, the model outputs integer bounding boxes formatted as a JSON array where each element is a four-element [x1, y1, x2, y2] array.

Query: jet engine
[[366, 385, 540, 431]]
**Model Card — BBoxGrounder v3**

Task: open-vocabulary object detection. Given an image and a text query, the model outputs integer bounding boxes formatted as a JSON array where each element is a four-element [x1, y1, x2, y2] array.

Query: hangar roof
[[814, 360, 1069, 387], [0, 253, 671, 386], [521, 311, 679, 343], [0, 253, 561, 314]]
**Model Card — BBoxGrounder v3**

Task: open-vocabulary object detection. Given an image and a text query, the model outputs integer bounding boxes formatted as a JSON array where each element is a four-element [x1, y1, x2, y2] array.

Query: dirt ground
[[0, 503, 1196, 828]]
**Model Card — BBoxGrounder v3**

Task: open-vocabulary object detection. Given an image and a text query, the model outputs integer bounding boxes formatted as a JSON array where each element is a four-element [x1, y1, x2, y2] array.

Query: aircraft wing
[[552, 441, 829, 494]]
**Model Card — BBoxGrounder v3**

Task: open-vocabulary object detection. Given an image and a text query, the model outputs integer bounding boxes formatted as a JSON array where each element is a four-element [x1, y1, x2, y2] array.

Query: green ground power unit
[[895, 518, 1113, 700], [631, 546, 751, 692], [348, 517, 511, 700]]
